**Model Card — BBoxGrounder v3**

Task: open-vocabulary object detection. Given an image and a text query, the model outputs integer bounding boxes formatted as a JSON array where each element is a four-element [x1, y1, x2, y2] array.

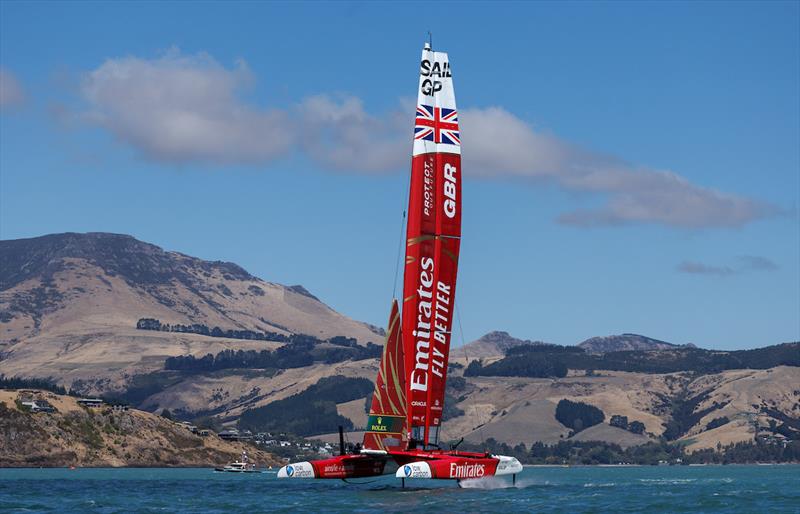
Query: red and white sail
[[277, 42, 522, 483], [402, 42, 461, 447]]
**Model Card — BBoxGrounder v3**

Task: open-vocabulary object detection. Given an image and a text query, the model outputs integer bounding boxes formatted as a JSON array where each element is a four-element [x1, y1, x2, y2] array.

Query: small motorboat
[[215, 450, 261, 473]]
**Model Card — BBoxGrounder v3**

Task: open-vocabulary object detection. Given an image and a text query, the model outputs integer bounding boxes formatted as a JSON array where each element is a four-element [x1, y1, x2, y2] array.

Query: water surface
[[1, 465, 797, 513]]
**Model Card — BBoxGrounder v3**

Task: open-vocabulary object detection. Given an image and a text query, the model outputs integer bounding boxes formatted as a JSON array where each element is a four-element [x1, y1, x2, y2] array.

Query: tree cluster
[[706, 416, 730, 430], [555, 399, 605, 433], [463, 342, 799, 378], [609, 414, 646, 434], [136, 318, 289, 342], [164, 341, 382, 373], [458, 438, 800, 465], [238, 376, 374, 436], [0, 375, 68, 395], [464, 355, 568, 379]]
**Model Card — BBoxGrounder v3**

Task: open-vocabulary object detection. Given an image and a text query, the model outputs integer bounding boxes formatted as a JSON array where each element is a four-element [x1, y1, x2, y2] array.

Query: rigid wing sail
[[278, 42, 522, 485]]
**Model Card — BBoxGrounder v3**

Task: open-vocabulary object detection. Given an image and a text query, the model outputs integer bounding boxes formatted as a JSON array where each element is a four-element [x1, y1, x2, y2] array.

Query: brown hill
[[460, 331, 546, 359], [578, 333, 691, 353], [308, 366, 799, 453], [1, 233, 797, 457], [0, 389, 280, 467], [439, 366, 800, 452], [461, 331, 692, 360], [0, 233, 381, 389]]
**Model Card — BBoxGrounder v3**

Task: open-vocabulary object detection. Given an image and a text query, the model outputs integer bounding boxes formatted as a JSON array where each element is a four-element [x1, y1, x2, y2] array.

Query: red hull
[[278, 448, 520, 480]]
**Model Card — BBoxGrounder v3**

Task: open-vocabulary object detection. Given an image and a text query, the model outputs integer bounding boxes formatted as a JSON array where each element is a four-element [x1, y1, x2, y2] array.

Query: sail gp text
[[420, 58, 451, 96]]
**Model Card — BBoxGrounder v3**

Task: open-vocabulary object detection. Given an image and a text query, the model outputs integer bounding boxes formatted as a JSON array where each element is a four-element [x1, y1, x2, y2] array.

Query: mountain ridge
[[461, 330, 547, 359], [462, 330, 697, 359], [0, 232, 381, 391], [2, 232, 797, 458], [0, 232, 380, 343], [578, 333, 694, 353]]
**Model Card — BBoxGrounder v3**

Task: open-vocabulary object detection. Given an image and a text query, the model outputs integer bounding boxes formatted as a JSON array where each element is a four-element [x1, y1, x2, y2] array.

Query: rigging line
[[456, 300, 484, 445], [391, 45, 417, 301], [391, 175, 410, 301], [455, 300, 469, 364]]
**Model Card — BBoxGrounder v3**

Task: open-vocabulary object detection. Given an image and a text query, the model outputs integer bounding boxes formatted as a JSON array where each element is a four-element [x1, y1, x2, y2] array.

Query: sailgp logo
[[404, 465, 413, 478], [419, 58, 451, 96]]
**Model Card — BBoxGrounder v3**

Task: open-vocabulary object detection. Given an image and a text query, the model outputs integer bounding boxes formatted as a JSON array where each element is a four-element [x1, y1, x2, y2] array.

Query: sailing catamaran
[[277, 42, 522, 485]]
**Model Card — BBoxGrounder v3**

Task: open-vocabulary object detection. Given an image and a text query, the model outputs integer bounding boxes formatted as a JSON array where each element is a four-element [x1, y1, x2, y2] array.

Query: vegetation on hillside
[[662, 390, 726, 440], [555, 399, 605, 433], [610, 415, 646, 435], [459, 437, 800, 465], [442, 376, 468, 422], [139, 318, 377, 347], [238, 376, 374, 436], [137, 318, 289, 342], [464, 355, 568, 378], [0, 375, 68, 395], [164, 341, 382, 373], [99, 371, 188, 406], [465, 342, 799, 378]]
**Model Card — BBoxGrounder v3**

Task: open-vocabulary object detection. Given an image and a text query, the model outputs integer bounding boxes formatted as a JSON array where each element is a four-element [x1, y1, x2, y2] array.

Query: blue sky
[[1, 1, 798, 349]]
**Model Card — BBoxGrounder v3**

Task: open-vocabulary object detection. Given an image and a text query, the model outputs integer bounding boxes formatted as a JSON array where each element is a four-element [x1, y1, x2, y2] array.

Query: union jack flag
[[415, 104, 460, 146]]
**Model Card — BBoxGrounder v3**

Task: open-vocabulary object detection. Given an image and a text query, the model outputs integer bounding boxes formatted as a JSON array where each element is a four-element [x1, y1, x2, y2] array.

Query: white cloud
[[677, 255, 779, 276], [677, 261, 735, 276], [0, 68, 26, 109], [297, 95, 408, 172], [80, 50, 292, 164], [738, 255, 779, 271], [460, 107, 773, 228], [75, 49, 777, 229]]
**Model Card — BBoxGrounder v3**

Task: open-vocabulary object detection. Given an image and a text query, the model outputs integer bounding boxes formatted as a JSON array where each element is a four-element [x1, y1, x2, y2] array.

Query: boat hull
[[277, 450, 521, 482]]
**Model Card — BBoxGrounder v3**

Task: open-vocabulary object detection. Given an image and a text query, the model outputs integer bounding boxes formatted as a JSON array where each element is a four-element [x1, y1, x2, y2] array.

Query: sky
[[1, 1, 798, 350]]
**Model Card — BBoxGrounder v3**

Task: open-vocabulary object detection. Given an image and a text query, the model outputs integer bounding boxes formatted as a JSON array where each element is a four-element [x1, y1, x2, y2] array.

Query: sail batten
[[402, 44, 461, 448]]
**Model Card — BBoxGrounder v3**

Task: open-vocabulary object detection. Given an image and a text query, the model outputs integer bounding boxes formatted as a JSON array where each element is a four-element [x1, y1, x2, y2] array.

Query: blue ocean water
[[0, 465, 798, 513]]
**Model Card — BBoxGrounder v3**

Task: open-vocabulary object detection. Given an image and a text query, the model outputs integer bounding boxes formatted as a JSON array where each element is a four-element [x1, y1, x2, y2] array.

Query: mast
[[403, 42, 461, 449]]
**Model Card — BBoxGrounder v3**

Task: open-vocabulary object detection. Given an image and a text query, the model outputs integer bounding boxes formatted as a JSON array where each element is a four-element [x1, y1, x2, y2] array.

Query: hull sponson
[[394, 452, 523, 480], [277, 455, 387, 479]]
